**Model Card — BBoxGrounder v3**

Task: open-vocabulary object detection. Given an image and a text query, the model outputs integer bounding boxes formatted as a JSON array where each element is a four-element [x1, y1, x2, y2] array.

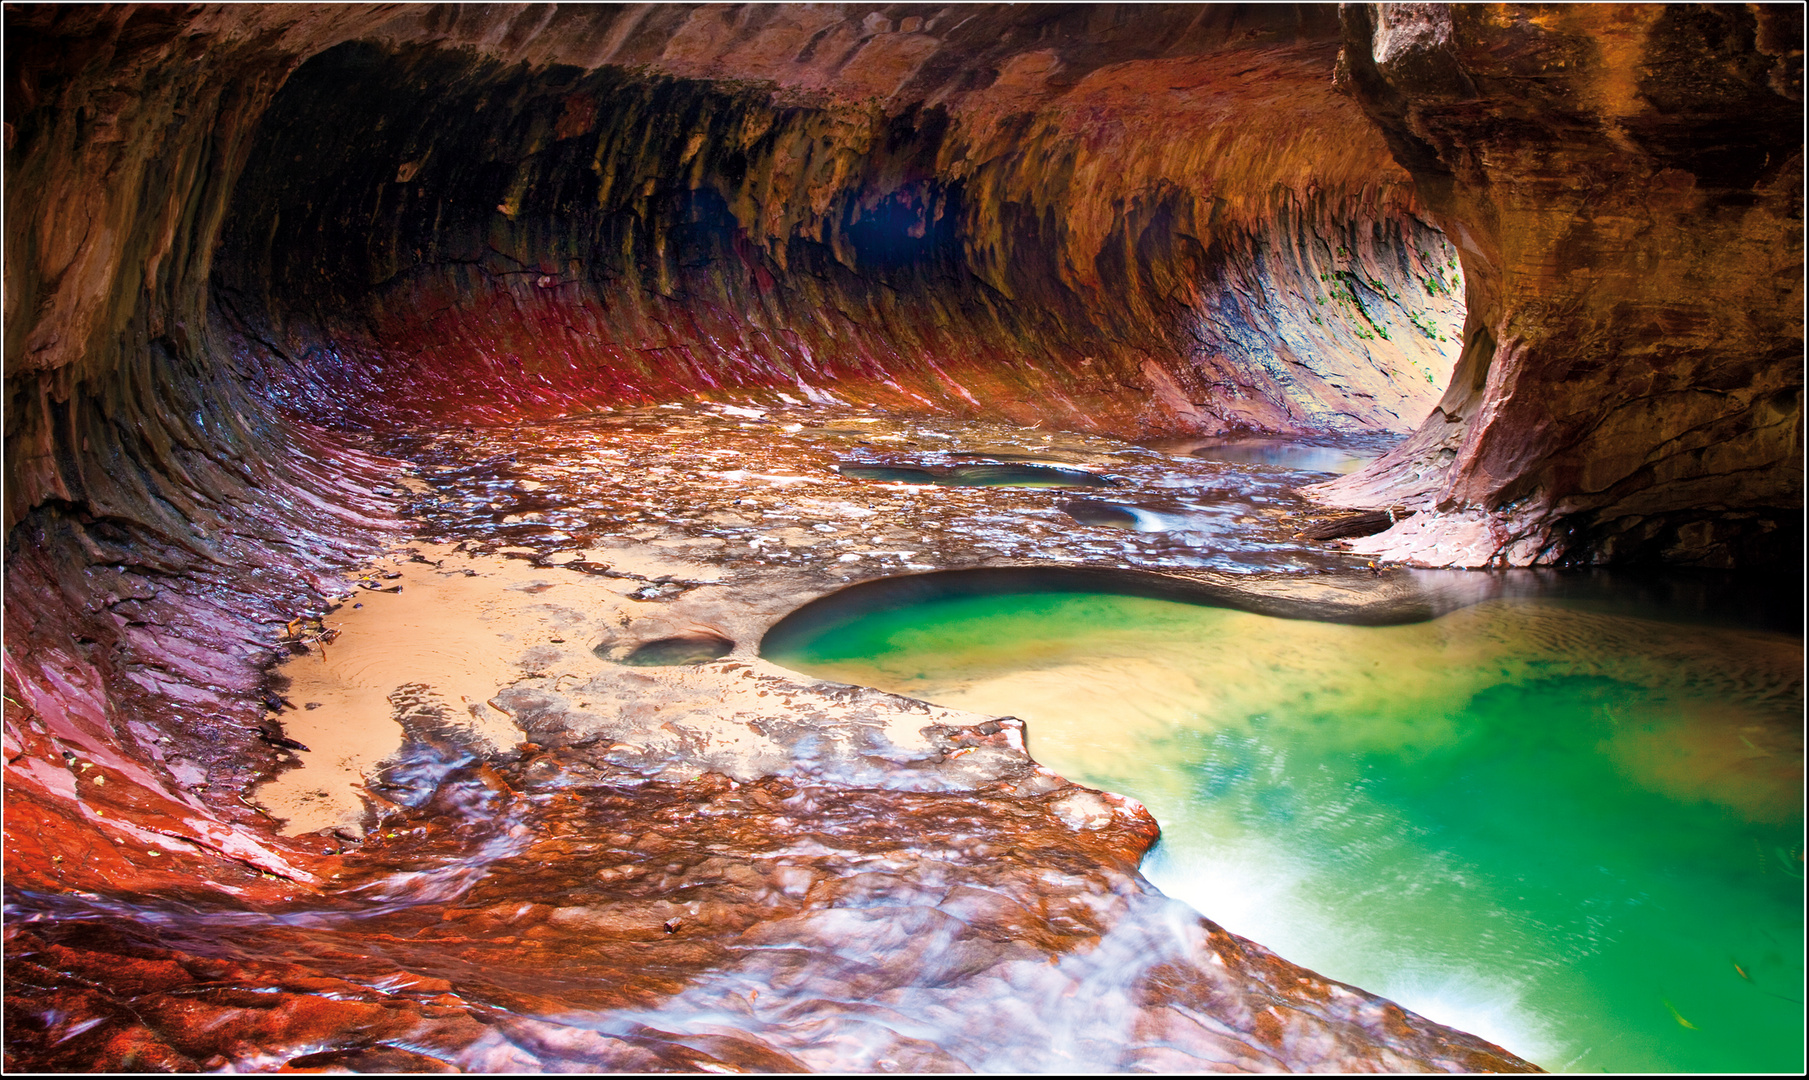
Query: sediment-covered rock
[[8, 572, 1537, 1072], [5, 406, 1547, 1073]]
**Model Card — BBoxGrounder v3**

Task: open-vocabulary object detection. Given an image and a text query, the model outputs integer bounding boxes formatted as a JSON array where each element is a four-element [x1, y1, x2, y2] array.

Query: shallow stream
[[13, 401, 1795, 1071], [765, 587, 1805, 1073]]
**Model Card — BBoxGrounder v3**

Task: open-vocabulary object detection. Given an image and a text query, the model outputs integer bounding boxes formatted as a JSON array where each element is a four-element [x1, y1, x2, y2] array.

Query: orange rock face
[[3, 1, 1798, 1072], [206, 8, 1458, 445], [1311, 3, 1802, 568]]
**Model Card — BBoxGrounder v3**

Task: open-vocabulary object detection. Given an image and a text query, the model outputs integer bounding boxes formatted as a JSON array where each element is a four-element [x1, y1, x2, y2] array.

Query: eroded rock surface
[[6, 406, 1542, 1072], [1312, 3, 1803, 568], [209, 6, 1459, 441], [11, 631, 1532, 1074], [7, 2, 1798, 1072], [9, 750, 1531, 1072]]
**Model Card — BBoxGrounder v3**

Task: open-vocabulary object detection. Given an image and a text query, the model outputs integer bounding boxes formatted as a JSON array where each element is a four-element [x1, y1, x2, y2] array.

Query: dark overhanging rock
[[207, 18, 1459, 441], [1310, 3, 1803, 570], [2, 2, 1799, 1071]]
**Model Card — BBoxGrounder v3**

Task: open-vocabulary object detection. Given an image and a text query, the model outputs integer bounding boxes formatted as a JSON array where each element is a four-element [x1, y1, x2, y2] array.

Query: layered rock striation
[[3, 1, 1799, 1071], [210, 5, 1459, 439], [1312, 3, 1803, 568]]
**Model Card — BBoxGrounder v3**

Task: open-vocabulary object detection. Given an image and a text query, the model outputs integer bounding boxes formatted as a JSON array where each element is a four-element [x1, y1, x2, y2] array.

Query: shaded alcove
[[4, 3, 1799, 1073], [208, 33, 1465, 443]]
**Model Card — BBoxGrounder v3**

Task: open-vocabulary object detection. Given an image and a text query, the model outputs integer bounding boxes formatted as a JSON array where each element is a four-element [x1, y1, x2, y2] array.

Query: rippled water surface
[[766, 590, 1805, 1073]]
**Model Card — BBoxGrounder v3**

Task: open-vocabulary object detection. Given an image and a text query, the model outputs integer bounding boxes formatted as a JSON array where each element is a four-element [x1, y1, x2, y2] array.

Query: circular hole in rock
[[621, 633, 734, 667], [1060, 500, 1148, 529], [1185, 438, 1373, 474], [951, 450, 1096, 466]]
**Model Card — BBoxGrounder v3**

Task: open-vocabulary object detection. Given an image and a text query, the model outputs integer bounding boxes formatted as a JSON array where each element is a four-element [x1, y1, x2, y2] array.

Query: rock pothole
[[620, 632, 736, 667]]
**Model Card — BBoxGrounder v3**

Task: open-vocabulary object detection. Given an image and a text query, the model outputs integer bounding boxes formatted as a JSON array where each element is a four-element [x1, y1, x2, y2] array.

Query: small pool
[[1180, 437, 1376, 474], [837, 462, 1117, 488], [763, 585, 1804, 1073]]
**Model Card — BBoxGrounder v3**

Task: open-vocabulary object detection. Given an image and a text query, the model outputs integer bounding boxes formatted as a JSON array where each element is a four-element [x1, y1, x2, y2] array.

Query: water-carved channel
[[9, 403, 1798, 1072], [763, 578, 1805, 1073]]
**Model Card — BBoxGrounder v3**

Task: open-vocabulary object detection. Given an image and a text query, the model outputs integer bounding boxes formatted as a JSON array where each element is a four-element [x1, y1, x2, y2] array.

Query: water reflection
[[764, 585, 1805, 1073], [1158, 436, 1381, 474], [838, 462, 1118, 488]]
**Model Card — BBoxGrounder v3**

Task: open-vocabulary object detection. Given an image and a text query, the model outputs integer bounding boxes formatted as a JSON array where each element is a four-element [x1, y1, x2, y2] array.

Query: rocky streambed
[[4, 400, 1541, 1072]]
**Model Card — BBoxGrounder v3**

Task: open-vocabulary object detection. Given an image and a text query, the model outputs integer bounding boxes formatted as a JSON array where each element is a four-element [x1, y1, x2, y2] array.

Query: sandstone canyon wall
[[2, 2, 1799, 1072], [3, 0, 1472, 930], [209, 3, 1458, 440], [1313, 3, 1802, 569]]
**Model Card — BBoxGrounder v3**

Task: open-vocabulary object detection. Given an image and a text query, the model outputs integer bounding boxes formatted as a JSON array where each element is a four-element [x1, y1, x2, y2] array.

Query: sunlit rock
[[4, 3, 1799, 1072]]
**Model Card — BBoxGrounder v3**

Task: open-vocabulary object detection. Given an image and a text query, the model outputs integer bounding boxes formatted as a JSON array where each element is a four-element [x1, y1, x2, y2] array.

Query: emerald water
[[764, 589, 1805, 1073]]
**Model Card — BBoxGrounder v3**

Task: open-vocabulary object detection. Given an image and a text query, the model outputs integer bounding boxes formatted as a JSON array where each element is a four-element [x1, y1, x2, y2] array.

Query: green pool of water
[[837, 462, 1116, 488], [765, 591, 1805, 1072]]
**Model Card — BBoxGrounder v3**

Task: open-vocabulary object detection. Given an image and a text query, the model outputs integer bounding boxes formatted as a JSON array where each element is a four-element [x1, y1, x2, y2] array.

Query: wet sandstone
[[1313, 4, 1802, 567], [5, 2, 1798, 1073], [7, 404, 1540, 1072]]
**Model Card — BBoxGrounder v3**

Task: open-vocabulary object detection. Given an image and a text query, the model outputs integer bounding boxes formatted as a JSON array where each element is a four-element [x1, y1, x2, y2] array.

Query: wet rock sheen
[[4, 1, 1796, 1073]]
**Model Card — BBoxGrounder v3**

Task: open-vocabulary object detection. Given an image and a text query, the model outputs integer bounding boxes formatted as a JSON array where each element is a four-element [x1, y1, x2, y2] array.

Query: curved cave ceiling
[[7, 2, 1799, 579], [2, 2, 1802, 1073]]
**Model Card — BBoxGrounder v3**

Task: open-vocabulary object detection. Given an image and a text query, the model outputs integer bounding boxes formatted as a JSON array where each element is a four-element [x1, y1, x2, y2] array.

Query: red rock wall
[[0, 9, 1482, 1073], [4, 3, 1798, 1067], [209, 14, 1456, 441], [4, 0, 1794, 957], [1310, 3, 1803, 569], [4, 4, 411, 919], [7, 3, 1459, 570], [1, 0, 1444, 889]]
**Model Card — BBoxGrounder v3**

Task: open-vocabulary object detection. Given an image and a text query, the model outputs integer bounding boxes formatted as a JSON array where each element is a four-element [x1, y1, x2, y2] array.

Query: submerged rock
[[7, 679, 1537, 1073], [9, 0, 1793, 1071], [620, 632, 736, 667], [840, 461, 1118, 488]]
